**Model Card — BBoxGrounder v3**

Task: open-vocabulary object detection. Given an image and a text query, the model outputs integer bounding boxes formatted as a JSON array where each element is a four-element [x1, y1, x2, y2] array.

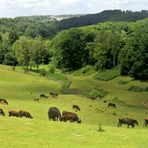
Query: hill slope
[[0, 65, 148, 147]]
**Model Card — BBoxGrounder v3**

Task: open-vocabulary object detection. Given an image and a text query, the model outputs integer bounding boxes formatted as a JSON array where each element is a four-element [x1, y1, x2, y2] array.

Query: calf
[[72, 105, 80, 111], [50, 92, 59, 98], [40, 94, 48, 98], [108, 103, 117, 108]]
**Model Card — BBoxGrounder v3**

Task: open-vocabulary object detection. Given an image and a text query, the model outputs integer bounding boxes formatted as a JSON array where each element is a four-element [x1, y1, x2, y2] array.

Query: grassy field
[[0, 65, 148, 147]]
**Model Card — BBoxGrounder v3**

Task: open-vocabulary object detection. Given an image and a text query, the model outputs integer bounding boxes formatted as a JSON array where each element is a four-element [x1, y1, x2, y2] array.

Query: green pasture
[[0, 65, 148, 147]]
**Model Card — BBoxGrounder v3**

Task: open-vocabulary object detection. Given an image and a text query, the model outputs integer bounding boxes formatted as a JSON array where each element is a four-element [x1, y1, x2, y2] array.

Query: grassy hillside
[[0, 65, 148, 147]]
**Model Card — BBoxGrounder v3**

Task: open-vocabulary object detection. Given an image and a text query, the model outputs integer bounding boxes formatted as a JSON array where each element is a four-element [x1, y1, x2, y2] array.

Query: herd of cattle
[[0, 97, 148, 128]]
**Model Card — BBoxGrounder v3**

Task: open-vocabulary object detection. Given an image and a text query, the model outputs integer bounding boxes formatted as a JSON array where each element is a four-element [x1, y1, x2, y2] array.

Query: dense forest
[[0, 10, 148, 80]]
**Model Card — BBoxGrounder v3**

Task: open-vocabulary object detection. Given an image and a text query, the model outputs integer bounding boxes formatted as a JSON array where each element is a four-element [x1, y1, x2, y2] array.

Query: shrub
[[118, 80, 129, 85], [94, 67, 120, 81], [89, 88, 107, 100], [48, 65, 55, 74], [82, 65, 93, 74], [39, 68, 47, 76], [128, 86, 143, 92]]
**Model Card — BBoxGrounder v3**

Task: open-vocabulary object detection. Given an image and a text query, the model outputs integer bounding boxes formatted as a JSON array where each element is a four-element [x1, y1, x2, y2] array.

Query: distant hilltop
[[15, 14, 85, 22]]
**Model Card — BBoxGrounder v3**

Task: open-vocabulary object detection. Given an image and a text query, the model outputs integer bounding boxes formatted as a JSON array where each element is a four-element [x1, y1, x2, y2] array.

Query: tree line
[[0, 15, 147, 79]]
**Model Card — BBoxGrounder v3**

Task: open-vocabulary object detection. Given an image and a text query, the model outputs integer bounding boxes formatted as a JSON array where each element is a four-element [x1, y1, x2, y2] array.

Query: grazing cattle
[[48, 107, 61, 121], [0, 108, 5, 116], [143, 118, 148, 127], [72, 105, 80, 111], [19, 110, 33, 119], [108, 103, 117, 108], [60, 111, 81, 123], [34, 98, 40, 102], [0, 98, 8, 105], [8, 110, 21, 117], [118, 118, 138, 128], [40, 94, 48, 98], [49, 92, 59, 98]]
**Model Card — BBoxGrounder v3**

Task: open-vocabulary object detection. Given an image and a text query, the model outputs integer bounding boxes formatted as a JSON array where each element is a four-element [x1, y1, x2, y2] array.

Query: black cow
[[60, 111, 81, 123], [8, 110, 21, 117], [40, 94, 48, 98], [48, 107, 61, 121], [118, 118, 138, 128], [72, 105, 80, 111], [108, 103, 117, 108], [0, 108, 5, 116], [19, 110, 33, 119], [0, 98, 8, 105], [143, 118, 148, 127]]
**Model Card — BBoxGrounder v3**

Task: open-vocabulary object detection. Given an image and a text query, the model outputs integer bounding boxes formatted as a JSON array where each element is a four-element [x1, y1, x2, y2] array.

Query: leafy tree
[[13, 36, 33, 71], [52, 28, 88, 70], [120, 21, 148, 79]]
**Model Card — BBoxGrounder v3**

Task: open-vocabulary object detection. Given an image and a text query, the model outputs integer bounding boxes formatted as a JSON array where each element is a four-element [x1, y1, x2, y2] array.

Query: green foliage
[[88, 88, 108, 100], [48, 65, 55, 74], [52, 28, 90, 70], [39, 68, 47, 76], [128, 85, 148, 92], [93, 30, 121, 70], [120, 20, 148, 80], [94, 67, 120, 81], [118, 80, 129, 85]]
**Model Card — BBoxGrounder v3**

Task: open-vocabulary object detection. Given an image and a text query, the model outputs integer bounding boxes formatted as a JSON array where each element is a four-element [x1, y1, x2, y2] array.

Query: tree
[[93, 30, 120, 70], [52, 28, 88, 70], [120, 21, 148, 79], [13, 36, 33, 71]]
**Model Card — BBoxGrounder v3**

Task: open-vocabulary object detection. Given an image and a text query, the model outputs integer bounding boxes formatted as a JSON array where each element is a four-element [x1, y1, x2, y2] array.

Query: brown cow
[[118, 118, 138, 128], [49, 92, 59, 98], [8, 110, 21, 117], [19, 110, 33, 119], [60, 111, 81, 123], [0, 108, 5, 116], [0, 98, 8, 105]]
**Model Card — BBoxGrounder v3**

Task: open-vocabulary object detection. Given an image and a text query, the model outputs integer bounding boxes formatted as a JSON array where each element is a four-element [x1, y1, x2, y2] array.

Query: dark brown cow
[[72, 105, 80, 111], [108, 103, 116, 108], [48, 107, 61, 121], [49, 93, 59, 98], [34, 98, 40, 102], [143, 118, 148, 127], [60, 111, 81, 123], [8, 110, 21, 117], [40, 94, 48, 98], [19, 110, 33, 119], [0, 108, 5, 116], [0, 98, 8, 105], [118, 118, 138, 128]]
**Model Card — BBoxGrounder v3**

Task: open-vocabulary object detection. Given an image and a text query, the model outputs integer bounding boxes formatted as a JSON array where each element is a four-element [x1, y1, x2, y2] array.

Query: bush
[[39, 68, 47, 76], [128, 86, 143, 92], [89, 88, 107, 100], [94, 67, 120, 81], [128, 86, 148, 92], [118, 80, 129, 85], [48, 65, 55, 74], [82, 65, 93, 74]]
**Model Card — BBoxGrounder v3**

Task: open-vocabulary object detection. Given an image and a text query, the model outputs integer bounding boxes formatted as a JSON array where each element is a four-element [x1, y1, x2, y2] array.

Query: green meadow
[[0, 65, 148, 148]]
